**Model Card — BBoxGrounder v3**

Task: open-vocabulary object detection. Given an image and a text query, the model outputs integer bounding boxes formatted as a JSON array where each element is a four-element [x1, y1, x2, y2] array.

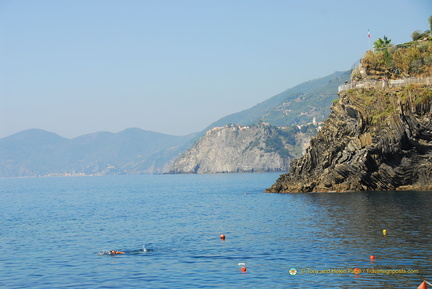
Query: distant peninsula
[[169, 123, 299, 174], [168, 71, 350, 174], [267, 34, 432, 193]]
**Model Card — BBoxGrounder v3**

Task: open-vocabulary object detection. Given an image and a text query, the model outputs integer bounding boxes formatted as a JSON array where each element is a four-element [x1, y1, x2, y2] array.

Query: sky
[[0, 0, 431, 138]]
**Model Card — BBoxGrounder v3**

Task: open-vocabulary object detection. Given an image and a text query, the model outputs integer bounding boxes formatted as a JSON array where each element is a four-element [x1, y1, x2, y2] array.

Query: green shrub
[[363, 40, 432, 78], [411, 30, 422, 41]]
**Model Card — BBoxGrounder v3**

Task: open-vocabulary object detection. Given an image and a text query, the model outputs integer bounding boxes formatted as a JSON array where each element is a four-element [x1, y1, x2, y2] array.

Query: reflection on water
[[284, 191, 432, 286]]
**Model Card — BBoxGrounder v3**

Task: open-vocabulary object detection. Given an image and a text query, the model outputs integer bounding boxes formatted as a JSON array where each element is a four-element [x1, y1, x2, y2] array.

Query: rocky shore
[[266, 84, 432, 193]]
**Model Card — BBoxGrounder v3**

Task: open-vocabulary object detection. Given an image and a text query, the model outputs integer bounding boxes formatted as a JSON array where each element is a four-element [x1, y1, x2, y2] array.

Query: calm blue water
[[1, 173, 431, 288]]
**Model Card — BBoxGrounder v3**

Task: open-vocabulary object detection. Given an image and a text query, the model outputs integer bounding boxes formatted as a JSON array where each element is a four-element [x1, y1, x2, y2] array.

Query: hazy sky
[[0, 0, 430, 138]]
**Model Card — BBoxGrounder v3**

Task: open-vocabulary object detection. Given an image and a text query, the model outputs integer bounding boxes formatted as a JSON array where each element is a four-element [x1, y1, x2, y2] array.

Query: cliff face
[[266, 84, 432, 193], [169, 124, 294, 174]]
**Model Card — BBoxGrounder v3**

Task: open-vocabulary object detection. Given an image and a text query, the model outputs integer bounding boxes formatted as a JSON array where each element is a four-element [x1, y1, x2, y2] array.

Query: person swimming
[[98, 245, 152, 256]]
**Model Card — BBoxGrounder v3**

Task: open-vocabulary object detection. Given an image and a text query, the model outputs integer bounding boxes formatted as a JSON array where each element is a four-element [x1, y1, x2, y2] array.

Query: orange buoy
[[220, 234, 225, 240], [353, 268, 361, 275], [417, 281, 427, 289], [370, 255, 375, 260], [241, 267, 247, 272]]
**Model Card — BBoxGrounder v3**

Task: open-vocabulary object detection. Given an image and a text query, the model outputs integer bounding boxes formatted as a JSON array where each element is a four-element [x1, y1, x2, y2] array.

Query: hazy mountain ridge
[[204, 71, 350, 130], [0, 128, 195, 177]]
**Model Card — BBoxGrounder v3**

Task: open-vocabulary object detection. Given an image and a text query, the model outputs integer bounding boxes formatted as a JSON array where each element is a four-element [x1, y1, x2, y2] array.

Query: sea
[[1, 173, 431, 288]]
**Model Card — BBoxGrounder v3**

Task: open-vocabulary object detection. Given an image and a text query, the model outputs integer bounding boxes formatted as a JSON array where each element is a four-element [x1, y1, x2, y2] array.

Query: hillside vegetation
[[353, 34, 432, 81], [205, 71, 350, 130]]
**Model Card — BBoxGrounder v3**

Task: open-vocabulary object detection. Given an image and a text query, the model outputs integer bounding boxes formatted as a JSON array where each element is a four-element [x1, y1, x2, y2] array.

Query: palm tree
[[374, 36, 392, 49]]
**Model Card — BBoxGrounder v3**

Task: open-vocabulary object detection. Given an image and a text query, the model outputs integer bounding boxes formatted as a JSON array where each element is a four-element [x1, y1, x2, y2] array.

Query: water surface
[[1, 174, 431, 288]]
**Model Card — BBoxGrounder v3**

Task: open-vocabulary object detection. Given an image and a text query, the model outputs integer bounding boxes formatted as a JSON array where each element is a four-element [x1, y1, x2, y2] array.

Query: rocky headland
[[169, 123, 299, 174], [267, 38, 432, 193]]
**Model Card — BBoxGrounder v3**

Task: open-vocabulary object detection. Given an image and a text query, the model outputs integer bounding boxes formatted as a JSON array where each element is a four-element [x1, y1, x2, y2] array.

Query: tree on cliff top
[[374, 36, 392, 49], [411, 30, 422, 41]]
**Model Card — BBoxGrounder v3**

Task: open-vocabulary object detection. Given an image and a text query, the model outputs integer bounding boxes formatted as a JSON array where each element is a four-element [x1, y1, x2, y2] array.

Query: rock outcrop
[[169, 124, 295, 174], [266, 84, 432, 192]]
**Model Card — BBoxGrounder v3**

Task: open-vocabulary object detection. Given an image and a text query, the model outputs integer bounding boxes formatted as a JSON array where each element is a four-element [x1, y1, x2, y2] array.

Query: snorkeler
[[110, 250, 125, 255]]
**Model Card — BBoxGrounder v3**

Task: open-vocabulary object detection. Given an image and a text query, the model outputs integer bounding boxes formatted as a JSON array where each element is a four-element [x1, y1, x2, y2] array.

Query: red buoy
[[241, 267, 247, 272], [417, 281, 427, 289], [353, 268, 361, 275], [370, 255, 375, 260], [220, 234, 225, 240]]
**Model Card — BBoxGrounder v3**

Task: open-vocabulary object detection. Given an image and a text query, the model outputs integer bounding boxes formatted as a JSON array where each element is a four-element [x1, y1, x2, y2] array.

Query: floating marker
[[241, 267, 247, 272], [353, 268, 361, 275], [383, 229, 387, 236], [370, 255, 375, 260], [417, 281, 427, 289], [220, 234, 225, 240]]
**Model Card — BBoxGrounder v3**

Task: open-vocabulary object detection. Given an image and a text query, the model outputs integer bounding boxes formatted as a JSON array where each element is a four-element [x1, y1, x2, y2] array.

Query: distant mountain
[[0, 129, 68, 176], [204, 71, 350, 130], [0, 128, 196, 177]]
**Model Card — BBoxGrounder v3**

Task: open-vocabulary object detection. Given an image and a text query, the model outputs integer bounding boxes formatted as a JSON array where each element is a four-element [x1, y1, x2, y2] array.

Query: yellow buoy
[[382, 229, 387, 236]]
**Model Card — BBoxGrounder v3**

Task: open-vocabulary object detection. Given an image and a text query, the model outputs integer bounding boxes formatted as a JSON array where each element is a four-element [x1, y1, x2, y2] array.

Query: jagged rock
[[266, 84, 432, 193]]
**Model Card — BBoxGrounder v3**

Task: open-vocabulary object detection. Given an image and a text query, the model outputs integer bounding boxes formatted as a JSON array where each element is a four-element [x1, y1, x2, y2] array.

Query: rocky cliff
[[169, 124, 299, 174], [266, 83, 432, 192]]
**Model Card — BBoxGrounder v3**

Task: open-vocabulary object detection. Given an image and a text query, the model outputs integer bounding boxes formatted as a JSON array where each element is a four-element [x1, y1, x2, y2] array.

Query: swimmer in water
[[110, 250, 125, 255]]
